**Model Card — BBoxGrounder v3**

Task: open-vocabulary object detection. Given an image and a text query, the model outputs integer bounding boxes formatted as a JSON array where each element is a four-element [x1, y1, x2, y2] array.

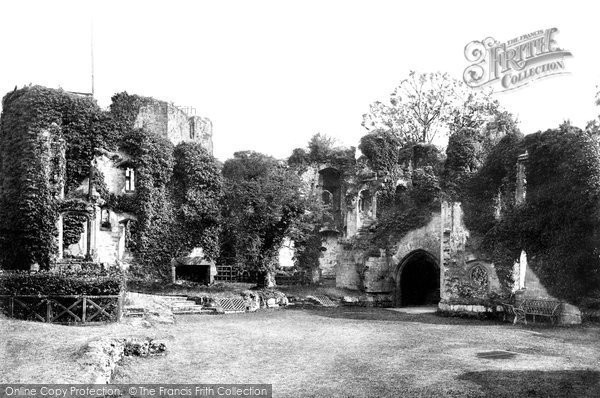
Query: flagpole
[[91, 17, 95, 98]]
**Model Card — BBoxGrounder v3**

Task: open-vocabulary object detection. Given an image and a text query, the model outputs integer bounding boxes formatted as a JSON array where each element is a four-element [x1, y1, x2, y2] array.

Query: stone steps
[[356, 219, 377, 237], [171, 304, 205, 312], [124, 306, 145, 317], [155, 295, 217, 315], [173, 308, 218, 315]]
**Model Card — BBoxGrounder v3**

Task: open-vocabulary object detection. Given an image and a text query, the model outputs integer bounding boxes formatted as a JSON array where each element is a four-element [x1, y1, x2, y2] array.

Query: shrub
[[0, 269, 125, 296]]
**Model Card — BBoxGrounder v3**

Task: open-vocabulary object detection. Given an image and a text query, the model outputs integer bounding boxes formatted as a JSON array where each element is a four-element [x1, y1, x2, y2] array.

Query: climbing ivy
[[107, 94, 223, 279], [0, 87, 221, 277], [460, 124, 600, 301], [0, 86, 113, 269], [289, 133, 357, 173], [286, 135, 357, 272], [111, 123, 175, 278], [358, 130, 402, 176], [349, 164, 440, 253], [343, 138, 444, 254], [62, 213, 87, 248], [171, 142, 222, 261], [443, 112, 520, 201]]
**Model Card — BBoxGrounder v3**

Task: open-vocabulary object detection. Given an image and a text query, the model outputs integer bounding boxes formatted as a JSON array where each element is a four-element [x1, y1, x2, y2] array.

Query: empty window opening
[[125, 168, 135, 192]]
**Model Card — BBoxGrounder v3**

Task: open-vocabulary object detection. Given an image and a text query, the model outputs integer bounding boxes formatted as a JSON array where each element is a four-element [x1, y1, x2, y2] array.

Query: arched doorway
[[394, 250, 440, 307]]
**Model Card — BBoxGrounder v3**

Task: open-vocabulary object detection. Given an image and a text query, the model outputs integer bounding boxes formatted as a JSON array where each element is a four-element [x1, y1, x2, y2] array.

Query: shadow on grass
[[458, 369, 600, 398], [292, 306, 503, 326]]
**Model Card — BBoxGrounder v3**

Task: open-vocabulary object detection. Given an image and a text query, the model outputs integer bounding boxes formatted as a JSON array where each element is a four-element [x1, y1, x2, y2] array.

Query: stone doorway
[[394, 250, 440, 307]]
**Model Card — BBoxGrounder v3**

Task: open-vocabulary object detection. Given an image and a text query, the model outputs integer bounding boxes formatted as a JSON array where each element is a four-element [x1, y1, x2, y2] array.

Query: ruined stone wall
[[335, 212, 442, 293], [336, 249, 363, 290], [362, 254, 390, 293], [134, 101, 169, 138], [365, 212, 442, 293], [190, 116, 214, 155], [391, 212, 441, 268], [299, 166, 319, 189], [441, 201, 505, 303], [96, 153, 127, 194], [134, 100, 214, 155], [278, 237, 295, 268], [166, 104, 191, 146], [68, 152, 137, 266], [345, 203, 359, 237], [320, 234, 341, 278]]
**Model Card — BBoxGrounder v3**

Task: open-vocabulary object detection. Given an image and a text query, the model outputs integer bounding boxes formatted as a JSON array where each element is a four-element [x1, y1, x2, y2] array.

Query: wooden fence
[[215, 265, 237, 282], [214, 266, 260, 283], [0, 293, 124, 324], [214, 266, 307, 285]]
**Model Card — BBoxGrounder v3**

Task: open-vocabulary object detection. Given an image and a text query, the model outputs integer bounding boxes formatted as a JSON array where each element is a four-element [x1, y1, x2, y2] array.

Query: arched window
[[359, 190, 372, 212], [100, 208, 111, 229], [322, 190, 333, 206], [470, 264, 490, 290]]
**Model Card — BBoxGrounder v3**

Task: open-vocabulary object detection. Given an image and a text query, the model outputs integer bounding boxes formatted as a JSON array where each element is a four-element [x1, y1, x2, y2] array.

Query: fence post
[[46, 299, 51, 322], [9, 297, 14, 318], [82, 297, 87, 323], [116, 292, 123, 322]]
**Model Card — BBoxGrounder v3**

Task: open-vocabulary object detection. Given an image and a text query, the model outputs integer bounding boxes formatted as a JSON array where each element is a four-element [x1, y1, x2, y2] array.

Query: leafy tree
[[287, 147, 310, 168], [307, 133, 336, 162], [359, 129, 403, 175], [171, 142, 222, 261], [362, 71, 498, 145], [443, 111, 520, 200], [220, 151, 307, 286]]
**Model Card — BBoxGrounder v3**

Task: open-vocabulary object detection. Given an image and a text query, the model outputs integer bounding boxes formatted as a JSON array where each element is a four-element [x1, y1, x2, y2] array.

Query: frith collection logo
[[463, 28, 572, 91]]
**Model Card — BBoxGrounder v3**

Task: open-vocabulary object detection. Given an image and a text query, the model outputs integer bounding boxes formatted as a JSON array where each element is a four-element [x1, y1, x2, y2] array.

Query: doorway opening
[[395, 250, 440, 307]]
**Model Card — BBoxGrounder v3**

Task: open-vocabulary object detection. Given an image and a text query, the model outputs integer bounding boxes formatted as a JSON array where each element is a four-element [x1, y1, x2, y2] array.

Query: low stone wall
[[77, 337, 168, 383], [340, 293, 393, 307], [558, 303, 582, 325], [438, 302, 502, 314], [77, 338, 125, 384]]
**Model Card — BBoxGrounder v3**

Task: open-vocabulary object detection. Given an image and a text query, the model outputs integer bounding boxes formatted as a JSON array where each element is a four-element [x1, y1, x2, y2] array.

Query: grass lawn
[[2, 307, 600, 397], [0, 314, 160, 383]]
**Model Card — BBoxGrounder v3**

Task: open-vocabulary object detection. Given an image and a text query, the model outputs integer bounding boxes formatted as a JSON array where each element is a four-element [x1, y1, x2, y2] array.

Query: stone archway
[[394, 250, 440, 307]]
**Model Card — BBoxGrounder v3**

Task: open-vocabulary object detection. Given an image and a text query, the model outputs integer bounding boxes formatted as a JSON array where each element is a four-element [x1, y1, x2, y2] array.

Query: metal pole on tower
[[91, 17, 95, 98]]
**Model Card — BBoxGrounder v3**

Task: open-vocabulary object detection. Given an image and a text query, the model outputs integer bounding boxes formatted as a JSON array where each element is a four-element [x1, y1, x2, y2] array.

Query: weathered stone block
[[559, 303, 582, 325]]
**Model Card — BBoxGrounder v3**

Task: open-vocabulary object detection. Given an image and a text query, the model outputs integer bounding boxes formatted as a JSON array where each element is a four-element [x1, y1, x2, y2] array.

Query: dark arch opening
[[395, 250, 440, 307]]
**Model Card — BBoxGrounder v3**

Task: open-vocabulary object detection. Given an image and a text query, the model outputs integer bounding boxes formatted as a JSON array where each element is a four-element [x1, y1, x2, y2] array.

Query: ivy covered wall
[[107, 94, 222, 279], [0, 86, 110, 269], [456, 124, 600, 303], [0, 87, 221, 276]]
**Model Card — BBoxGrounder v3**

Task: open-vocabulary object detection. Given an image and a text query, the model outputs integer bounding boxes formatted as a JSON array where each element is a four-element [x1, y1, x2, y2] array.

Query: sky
[[0, 0, 599, 161]]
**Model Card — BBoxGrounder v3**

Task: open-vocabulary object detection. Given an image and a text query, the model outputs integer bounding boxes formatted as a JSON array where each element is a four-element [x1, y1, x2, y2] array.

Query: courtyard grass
[[2, 308, 600, 397]]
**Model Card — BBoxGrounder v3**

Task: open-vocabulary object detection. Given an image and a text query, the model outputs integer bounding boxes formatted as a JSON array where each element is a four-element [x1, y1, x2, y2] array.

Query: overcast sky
[[1, 1, 599, 161]]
